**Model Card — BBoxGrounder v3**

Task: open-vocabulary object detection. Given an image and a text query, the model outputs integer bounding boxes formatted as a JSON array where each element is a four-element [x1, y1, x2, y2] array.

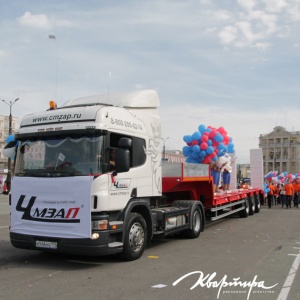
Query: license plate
[[36, 240, 57, 249]]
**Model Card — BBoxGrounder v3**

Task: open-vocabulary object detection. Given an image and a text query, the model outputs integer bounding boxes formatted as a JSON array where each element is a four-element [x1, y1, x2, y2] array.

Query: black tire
[[183, 207, 202, 239], [119, 213, 147, 261], [249, 196, 255, 215], [254, 194, 261, 213], [239, 198, 249, 218]]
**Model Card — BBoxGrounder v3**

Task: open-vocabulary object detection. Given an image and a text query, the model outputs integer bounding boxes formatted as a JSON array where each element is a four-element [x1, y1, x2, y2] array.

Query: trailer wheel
[[184, 207, 202, 239], [249, 196, 255, 215], [119, 213, 147, 261], [239, 198, 249, 218], [254, 194, 261, 213]]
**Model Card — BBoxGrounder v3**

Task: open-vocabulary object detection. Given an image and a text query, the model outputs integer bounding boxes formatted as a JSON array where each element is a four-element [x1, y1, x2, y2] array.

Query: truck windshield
[[14, 136, 106, 177]]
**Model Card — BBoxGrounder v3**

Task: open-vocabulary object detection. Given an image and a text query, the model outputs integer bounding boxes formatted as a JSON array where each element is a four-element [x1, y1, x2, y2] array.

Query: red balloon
[[200, 142, 208, 150], [208, 129, 217, 138], [201, 135, 208, 142], [203, 156, 211, 164], [209, 152, 216, 158], [192, 140, 199, 145], [223, 135, 230, 145]]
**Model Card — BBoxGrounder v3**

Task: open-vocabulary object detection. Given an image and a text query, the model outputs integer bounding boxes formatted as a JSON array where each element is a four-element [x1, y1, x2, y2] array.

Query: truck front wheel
[[184, 207, 202, 239], [119, 213, 147, 261]]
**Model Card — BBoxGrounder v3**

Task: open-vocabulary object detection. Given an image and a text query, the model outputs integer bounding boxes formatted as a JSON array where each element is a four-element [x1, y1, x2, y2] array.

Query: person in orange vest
[[284, 178, 294, 209], [274, 183, 281, 205], [267, 180, 275, 208], [292, 177, 300, 208]]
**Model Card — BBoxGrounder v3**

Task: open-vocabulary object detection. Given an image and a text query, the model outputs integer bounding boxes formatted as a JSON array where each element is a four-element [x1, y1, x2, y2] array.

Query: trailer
[[4, 90, 264, 261]]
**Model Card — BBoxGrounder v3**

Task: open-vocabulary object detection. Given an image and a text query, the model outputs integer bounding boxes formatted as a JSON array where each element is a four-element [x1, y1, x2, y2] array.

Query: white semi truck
[[7, 90, 263, 260]]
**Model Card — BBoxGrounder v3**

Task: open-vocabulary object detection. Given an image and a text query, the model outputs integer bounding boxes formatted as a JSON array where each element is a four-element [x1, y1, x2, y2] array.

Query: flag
[[58, 153, 65, 162], [48, 34, 56, 40]]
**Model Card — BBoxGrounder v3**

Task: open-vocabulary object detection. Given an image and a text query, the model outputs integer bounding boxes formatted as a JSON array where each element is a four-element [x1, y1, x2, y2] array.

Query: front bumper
[[10, 231, 123, 256]]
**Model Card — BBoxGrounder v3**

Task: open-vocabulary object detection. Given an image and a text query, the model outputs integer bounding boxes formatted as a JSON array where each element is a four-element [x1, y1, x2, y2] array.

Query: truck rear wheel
[[239, 198, 249, 218], [119, 213, 147, 261], [249, 196, 255, 215], [183, 207, 202, 239], [254, 194, 261, 213]]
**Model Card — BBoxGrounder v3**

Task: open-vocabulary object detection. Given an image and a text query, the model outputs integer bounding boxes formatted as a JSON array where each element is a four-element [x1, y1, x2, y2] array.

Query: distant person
[[284, 178, 294, 209], [292, 178, 300, 208], [241, 180, 249, 189], [280, 183, 286, 208], [267, 181, 275, 208], [5, 172, 11, 194]]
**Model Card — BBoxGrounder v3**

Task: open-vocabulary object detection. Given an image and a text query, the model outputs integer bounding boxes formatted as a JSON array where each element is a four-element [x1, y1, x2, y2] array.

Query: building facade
[[259, 126, 300, 175], [0, 115, 19, 170]]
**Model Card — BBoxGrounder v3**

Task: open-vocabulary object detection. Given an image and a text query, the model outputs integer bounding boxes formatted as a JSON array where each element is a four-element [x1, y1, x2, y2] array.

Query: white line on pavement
[[277, 253, 300, 300]]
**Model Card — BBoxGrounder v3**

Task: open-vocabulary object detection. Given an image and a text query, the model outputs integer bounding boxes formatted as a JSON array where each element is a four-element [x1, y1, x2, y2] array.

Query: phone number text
[[110, 118, 143, 130]]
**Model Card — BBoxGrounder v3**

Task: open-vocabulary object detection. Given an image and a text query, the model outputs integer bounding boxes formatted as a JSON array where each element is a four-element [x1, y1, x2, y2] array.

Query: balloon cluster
[[265, 171, 300, 184], [182, 124, 235, 164], [2, 134, 17, 158]]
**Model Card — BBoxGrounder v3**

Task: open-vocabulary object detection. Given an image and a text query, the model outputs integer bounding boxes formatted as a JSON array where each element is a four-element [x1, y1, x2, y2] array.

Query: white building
[[259, 126, 300, 174]]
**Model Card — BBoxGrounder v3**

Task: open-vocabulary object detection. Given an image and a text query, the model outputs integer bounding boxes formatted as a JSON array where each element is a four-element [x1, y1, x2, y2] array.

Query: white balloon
[[2, 147, 15, 158]]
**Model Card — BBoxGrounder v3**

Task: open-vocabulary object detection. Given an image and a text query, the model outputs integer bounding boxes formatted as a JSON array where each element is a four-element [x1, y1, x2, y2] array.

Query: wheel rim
[[245, 199, 249, 213], [251, 197, 255, 211], [129, 222, 144, 252], [193, 210, 201, 232]]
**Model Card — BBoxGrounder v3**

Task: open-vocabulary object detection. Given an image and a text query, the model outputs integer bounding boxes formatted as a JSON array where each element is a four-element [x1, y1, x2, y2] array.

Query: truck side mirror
[[115, 148, 130, 173], [113, 137, 132, 174]]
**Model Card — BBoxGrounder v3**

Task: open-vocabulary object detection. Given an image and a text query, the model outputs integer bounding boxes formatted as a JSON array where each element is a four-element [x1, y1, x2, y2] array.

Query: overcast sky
[[1, 0, 300, 163]]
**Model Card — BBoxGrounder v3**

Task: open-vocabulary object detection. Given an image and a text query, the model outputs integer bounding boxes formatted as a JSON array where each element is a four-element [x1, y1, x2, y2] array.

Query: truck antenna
[[48, 34, 58, 101]]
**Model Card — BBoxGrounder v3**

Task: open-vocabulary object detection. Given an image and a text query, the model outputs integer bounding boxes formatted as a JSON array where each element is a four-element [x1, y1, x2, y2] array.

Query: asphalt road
[[0, 193, 300, 300]]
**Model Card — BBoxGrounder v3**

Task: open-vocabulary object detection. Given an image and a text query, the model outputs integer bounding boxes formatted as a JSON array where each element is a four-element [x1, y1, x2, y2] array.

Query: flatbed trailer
[[162, 162, 264, 221]]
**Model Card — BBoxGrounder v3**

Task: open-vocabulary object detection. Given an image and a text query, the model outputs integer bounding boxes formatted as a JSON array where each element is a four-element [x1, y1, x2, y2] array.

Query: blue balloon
[[192, 131, 201, 140], [193, 145, 200, 153], [192, 152, 199, 159], [198, 124, 206, 134], [207, 140, 212, 146], [183, 135, 193, 143], [6, 134, 15, 143], [200, 150, 207, 158], [186, 157, 199, 164], [228, 142, 234, 149], [214, 133, 223, 142], [217, 142, 225, 150], [182, 146, 190, 157], [206, 146, 214, 154]]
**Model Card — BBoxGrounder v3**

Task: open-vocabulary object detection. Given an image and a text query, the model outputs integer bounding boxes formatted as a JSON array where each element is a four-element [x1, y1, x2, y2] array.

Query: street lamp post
[[162, 137, 169, 160], [1, 98, 19, 187]]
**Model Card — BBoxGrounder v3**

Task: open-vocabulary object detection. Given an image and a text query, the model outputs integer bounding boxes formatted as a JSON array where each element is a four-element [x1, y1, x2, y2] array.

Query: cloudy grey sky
[[1, 0, 299, 163]]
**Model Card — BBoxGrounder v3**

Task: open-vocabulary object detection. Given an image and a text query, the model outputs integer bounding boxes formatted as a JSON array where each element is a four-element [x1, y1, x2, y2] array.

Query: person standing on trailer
[[222, 154, 234, 191], [210, 158, 226, 193]]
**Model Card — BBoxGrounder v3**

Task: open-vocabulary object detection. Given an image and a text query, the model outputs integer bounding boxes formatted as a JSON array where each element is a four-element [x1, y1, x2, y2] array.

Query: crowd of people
[[264, 177, 300, 209]]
